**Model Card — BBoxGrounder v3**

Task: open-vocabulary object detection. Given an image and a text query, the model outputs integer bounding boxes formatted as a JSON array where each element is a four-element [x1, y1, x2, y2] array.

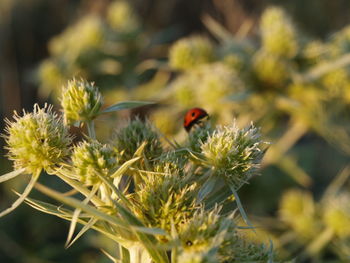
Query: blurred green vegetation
[[1, 0, 350, 262]]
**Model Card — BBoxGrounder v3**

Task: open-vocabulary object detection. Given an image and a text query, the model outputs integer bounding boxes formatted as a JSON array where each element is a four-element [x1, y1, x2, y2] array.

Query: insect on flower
[[183, 107, 209, 132]]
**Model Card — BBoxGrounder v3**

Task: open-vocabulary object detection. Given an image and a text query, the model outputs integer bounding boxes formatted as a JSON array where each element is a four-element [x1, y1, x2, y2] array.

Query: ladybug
[[183, 108, 209, 132]]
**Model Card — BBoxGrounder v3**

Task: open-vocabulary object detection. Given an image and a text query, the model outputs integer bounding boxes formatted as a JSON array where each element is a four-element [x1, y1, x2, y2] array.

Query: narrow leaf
[[0, 172, 40, 217], [101, 101, 154, 114], [0, 168, 25, 183], [111, 157, 140, 178], [66, 184, 99, 247], [227, 182, 256, 233], [67, 217, 97, 248]]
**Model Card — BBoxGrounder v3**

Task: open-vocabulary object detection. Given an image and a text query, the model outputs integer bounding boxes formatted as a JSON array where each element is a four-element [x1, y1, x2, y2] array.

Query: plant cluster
[[29, 2, 350, 261], [0, 78, 273, 262]]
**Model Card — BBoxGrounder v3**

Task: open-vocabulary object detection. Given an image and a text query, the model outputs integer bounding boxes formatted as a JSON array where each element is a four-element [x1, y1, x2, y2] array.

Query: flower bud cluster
[[61, 78, 103, 125]]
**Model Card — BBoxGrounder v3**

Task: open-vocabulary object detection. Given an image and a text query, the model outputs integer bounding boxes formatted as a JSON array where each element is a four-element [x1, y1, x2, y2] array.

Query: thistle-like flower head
[[179, 207, 234, 253], [253, 50, 290, 89], [201, 123, 265, 190], [131, 173, 198, 235], [4, 104, 72, 174], [71, 140, 118, 186], [260, 6, 299, 58], [61, 78, 103, 125], [112, 117, 163, 163], [169, 36, 214, 71]]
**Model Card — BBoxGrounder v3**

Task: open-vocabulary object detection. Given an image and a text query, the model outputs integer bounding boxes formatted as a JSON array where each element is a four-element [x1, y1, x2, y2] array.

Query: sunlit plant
[[0, 78, 273, 262]]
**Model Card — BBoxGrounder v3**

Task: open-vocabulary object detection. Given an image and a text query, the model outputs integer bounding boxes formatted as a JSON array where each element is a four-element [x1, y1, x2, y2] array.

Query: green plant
[[0, 78, 274, 263]]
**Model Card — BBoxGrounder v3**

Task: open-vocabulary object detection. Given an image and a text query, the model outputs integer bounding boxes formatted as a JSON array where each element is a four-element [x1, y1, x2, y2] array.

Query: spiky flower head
[[131, 173, 198, 236], [200, 123, 265, 190], [61, 78, 103, 125], [323, 193, 350, 239], [260, 6, 299, 58], [169, 36, 214, 71], [4, 104, 72, 174], [279, 189, 319, 240], [188, 122, 213, 153], [253, 50, 290, 89], [107, 0, 139, 33], [219, 236, 273, 262], [179, 207, 234, 254], [112, 117, 163, 164], [71, 140, 117, 186]]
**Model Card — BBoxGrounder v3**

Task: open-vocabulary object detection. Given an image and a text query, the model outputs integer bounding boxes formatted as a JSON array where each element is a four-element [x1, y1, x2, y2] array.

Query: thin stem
[[86, 120, 96, 139]]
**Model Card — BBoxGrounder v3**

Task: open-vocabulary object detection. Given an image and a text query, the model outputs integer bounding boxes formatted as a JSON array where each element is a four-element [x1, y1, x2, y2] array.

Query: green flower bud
[[169, 36, 214, 70], [4, 104, 72, 174], [323, 193, 350, 239], [260, 7, 298, 58], [179, 207, 233, 253], [61, 78, 103, 125], [71, 140, 117, 186], [131, 173, 198, 235], [107, 0, 139, 33], [220, 236, 273, 262], [253, 50, 290, 89], [112, 118, 163, 164], [201, 123, 265, 190]]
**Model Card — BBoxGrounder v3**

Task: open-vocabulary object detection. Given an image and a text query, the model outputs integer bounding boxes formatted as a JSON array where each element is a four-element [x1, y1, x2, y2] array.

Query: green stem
[[86, 120, 96, 139]]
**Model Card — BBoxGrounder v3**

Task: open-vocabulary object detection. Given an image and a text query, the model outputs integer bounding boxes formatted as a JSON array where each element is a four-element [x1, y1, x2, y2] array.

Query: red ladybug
[[183, 108, 209, 132]]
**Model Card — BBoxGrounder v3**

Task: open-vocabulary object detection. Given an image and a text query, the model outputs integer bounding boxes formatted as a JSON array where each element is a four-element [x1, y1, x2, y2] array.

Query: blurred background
[[1, 0, 350, 262]]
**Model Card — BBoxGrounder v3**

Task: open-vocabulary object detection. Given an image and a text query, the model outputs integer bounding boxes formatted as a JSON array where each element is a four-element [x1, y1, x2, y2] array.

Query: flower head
[[112, 118, 163, 164], [279, 189, 320, 240], [323, 193, 350, 239], [71, 140, 118, 185], [201, 123, 265, 190], [169, 36, 214, 70], [131, 172, 198, 235], [4, 104, 72, 174], [49, 15, 104, 59], [61, 78, 103, 125], [107, 0, 139, 33], [253, 50, 290, 89], [260, 6, 299, 58]]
